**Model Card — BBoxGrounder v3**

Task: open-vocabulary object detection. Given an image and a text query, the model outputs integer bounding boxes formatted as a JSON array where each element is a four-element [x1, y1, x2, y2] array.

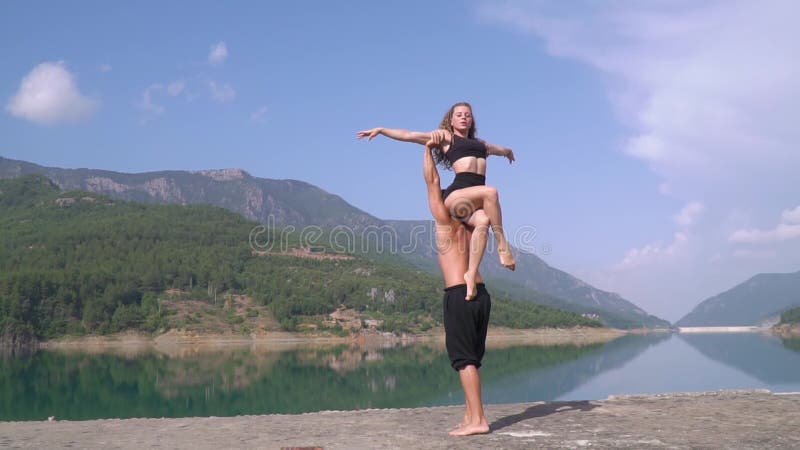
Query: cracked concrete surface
[[1, 390, 799, 449]]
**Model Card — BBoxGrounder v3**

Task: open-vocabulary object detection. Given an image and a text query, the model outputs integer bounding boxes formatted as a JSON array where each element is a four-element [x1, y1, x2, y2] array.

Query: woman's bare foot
[[492, 226, 516, 271], [498, 245, 516, 271], [448, 421, 490, 436], [464, 272, 477, 300]]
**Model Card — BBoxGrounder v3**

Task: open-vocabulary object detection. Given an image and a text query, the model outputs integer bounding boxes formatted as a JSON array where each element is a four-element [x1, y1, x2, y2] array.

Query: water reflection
[[13, 332, 796, 422], [480, 333, 669, 404], [781, 336, 800, 353], [679, 333, 800, 384], [0, 336, 629, 421]]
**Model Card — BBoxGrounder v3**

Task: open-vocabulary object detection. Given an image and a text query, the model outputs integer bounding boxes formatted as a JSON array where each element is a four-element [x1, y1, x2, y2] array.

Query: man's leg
[[444, 285, 470, 430], [449, 364, 489, 436], [451, 392, 472, 431]]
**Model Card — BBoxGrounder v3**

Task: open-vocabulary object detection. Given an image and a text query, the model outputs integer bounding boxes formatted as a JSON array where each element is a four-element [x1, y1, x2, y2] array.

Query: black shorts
[[443, 283, 491, 371], [441, 172, 486, 202]]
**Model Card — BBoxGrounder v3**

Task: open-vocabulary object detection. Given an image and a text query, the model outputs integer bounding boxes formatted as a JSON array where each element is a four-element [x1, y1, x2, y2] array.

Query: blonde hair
[[432, 102, 477, 170]]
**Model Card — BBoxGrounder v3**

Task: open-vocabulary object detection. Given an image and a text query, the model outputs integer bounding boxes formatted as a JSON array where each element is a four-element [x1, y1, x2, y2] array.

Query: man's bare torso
[[436, 220, 483, 288]]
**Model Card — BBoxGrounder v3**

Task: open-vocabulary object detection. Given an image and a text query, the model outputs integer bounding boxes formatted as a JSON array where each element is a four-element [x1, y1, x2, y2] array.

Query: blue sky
[[3, 1, 799, 322]]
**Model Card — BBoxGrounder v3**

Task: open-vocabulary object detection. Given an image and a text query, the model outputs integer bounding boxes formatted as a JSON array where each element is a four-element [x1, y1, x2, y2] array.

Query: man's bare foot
[[450, 412, 470, 430], [448, 421, 490, 436], [498, 246, 516, 271], [464, 272, 477, 300]]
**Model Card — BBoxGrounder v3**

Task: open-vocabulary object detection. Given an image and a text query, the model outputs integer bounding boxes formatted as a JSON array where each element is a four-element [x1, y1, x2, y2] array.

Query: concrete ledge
[[1, 390, 799, 449]]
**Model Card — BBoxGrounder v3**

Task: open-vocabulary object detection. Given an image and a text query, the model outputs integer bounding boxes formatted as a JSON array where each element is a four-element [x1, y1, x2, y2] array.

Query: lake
[[3, 332, 800, 421]]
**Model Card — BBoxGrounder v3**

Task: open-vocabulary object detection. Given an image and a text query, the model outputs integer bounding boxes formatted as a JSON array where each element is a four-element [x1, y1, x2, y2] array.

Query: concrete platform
[[1, 390, 799, 449]]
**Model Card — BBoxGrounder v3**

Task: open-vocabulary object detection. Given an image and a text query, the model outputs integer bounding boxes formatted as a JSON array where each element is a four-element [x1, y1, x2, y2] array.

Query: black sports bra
[[445, 134, 487, 164]]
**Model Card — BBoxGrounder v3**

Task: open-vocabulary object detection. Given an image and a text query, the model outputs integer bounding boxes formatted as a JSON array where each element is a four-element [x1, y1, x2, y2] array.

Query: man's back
[[435, 220, 478, 287]]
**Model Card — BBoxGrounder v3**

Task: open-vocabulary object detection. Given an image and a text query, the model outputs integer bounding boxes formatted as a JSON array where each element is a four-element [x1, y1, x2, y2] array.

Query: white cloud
[[138, 80, 188, 119], [6, 61, 98, 124], [729, 205, 800, 244], [673, 201, 705, 227], [250, 105, 268, 122], [480, 0, 800, 321], [782, 206, 800, 224], [166, 80, 185, 96], [138, 84, 165, 115], [615, 200, 702, 269], [616, 231, 687, 270], [208, 42, 228, 65], [99, 64, 112, 73], [209, 81, 236, 102], [730, 223, 800, 244], [479, 1, 800, 190]]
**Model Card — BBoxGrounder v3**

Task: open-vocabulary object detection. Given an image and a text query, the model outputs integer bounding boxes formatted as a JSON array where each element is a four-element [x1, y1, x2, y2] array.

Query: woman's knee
[[472, 211, 490, 228], [484, 186, 499, 203]]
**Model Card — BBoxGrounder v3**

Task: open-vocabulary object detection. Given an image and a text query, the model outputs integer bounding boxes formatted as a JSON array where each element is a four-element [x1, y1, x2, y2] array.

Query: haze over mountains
[[676, 271, 800, 327], [0, 155, 672, 328]]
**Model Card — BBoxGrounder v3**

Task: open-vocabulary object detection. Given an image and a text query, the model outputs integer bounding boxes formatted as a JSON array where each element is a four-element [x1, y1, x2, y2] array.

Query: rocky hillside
[[0, 174, 602, 343], [0, 156, 379, 229], [0, 156, 669, 328]]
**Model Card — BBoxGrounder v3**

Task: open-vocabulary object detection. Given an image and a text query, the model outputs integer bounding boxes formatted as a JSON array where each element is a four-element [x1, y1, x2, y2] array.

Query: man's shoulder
[[434, 219, 468, 253], [434, 218, 462, 234]]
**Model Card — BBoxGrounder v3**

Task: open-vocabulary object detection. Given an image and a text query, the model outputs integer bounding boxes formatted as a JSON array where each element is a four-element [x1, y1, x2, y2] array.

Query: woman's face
[[450, 105, 473, 133]]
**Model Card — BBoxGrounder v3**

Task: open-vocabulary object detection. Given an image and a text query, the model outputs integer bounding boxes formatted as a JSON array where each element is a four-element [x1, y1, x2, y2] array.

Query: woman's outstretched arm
[[481, 140, 516, 164], [357, 127, 451, 146]]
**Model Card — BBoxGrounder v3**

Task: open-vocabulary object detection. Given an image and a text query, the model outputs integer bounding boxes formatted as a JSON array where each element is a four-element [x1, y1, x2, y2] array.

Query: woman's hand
[[428, 129, 448, 147], [504, 148, 516, 164], [356, 128, 383, 141]]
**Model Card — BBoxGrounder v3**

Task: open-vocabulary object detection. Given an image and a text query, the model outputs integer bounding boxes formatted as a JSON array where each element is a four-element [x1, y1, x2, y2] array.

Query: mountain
[[676, 271, 800, 327], [780, 306, 800, 325], [0, 155, 668, 328], [0, 174, 601, 343], [385, 219, 670, 329], [0, 156, 379, 229]]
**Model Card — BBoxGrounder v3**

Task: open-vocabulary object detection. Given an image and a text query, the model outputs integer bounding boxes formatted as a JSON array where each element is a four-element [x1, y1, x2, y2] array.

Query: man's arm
[[423, 143, 451, 225]]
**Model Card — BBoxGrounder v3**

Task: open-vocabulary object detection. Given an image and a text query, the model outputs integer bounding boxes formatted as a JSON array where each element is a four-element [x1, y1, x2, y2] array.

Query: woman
[[357, 102, 516, 300]]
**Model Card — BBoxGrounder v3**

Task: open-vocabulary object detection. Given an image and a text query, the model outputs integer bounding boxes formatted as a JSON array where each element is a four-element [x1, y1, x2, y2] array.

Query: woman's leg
[[463, 210, 489, 300], [444, 185, 516, 271]]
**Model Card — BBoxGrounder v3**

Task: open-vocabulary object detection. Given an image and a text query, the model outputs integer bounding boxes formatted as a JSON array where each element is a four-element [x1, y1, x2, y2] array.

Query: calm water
[[3, 332, 800, 421]]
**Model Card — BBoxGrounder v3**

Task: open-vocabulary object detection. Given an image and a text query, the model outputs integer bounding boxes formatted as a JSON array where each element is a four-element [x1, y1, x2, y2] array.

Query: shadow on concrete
[[490, 400, 599, 432]]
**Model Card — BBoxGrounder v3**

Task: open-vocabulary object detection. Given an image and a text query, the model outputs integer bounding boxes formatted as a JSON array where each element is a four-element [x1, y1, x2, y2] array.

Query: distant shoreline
[[25, 325, 800, 355], [677, 326, 762, 333], [676, 325, 800, 337], [35, 326, 631, 355]]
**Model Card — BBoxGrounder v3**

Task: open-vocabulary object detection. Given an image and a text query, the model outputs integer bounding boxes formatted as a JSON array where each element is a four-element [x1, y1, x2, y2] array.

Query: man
[[422, 140, 491, 436]]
